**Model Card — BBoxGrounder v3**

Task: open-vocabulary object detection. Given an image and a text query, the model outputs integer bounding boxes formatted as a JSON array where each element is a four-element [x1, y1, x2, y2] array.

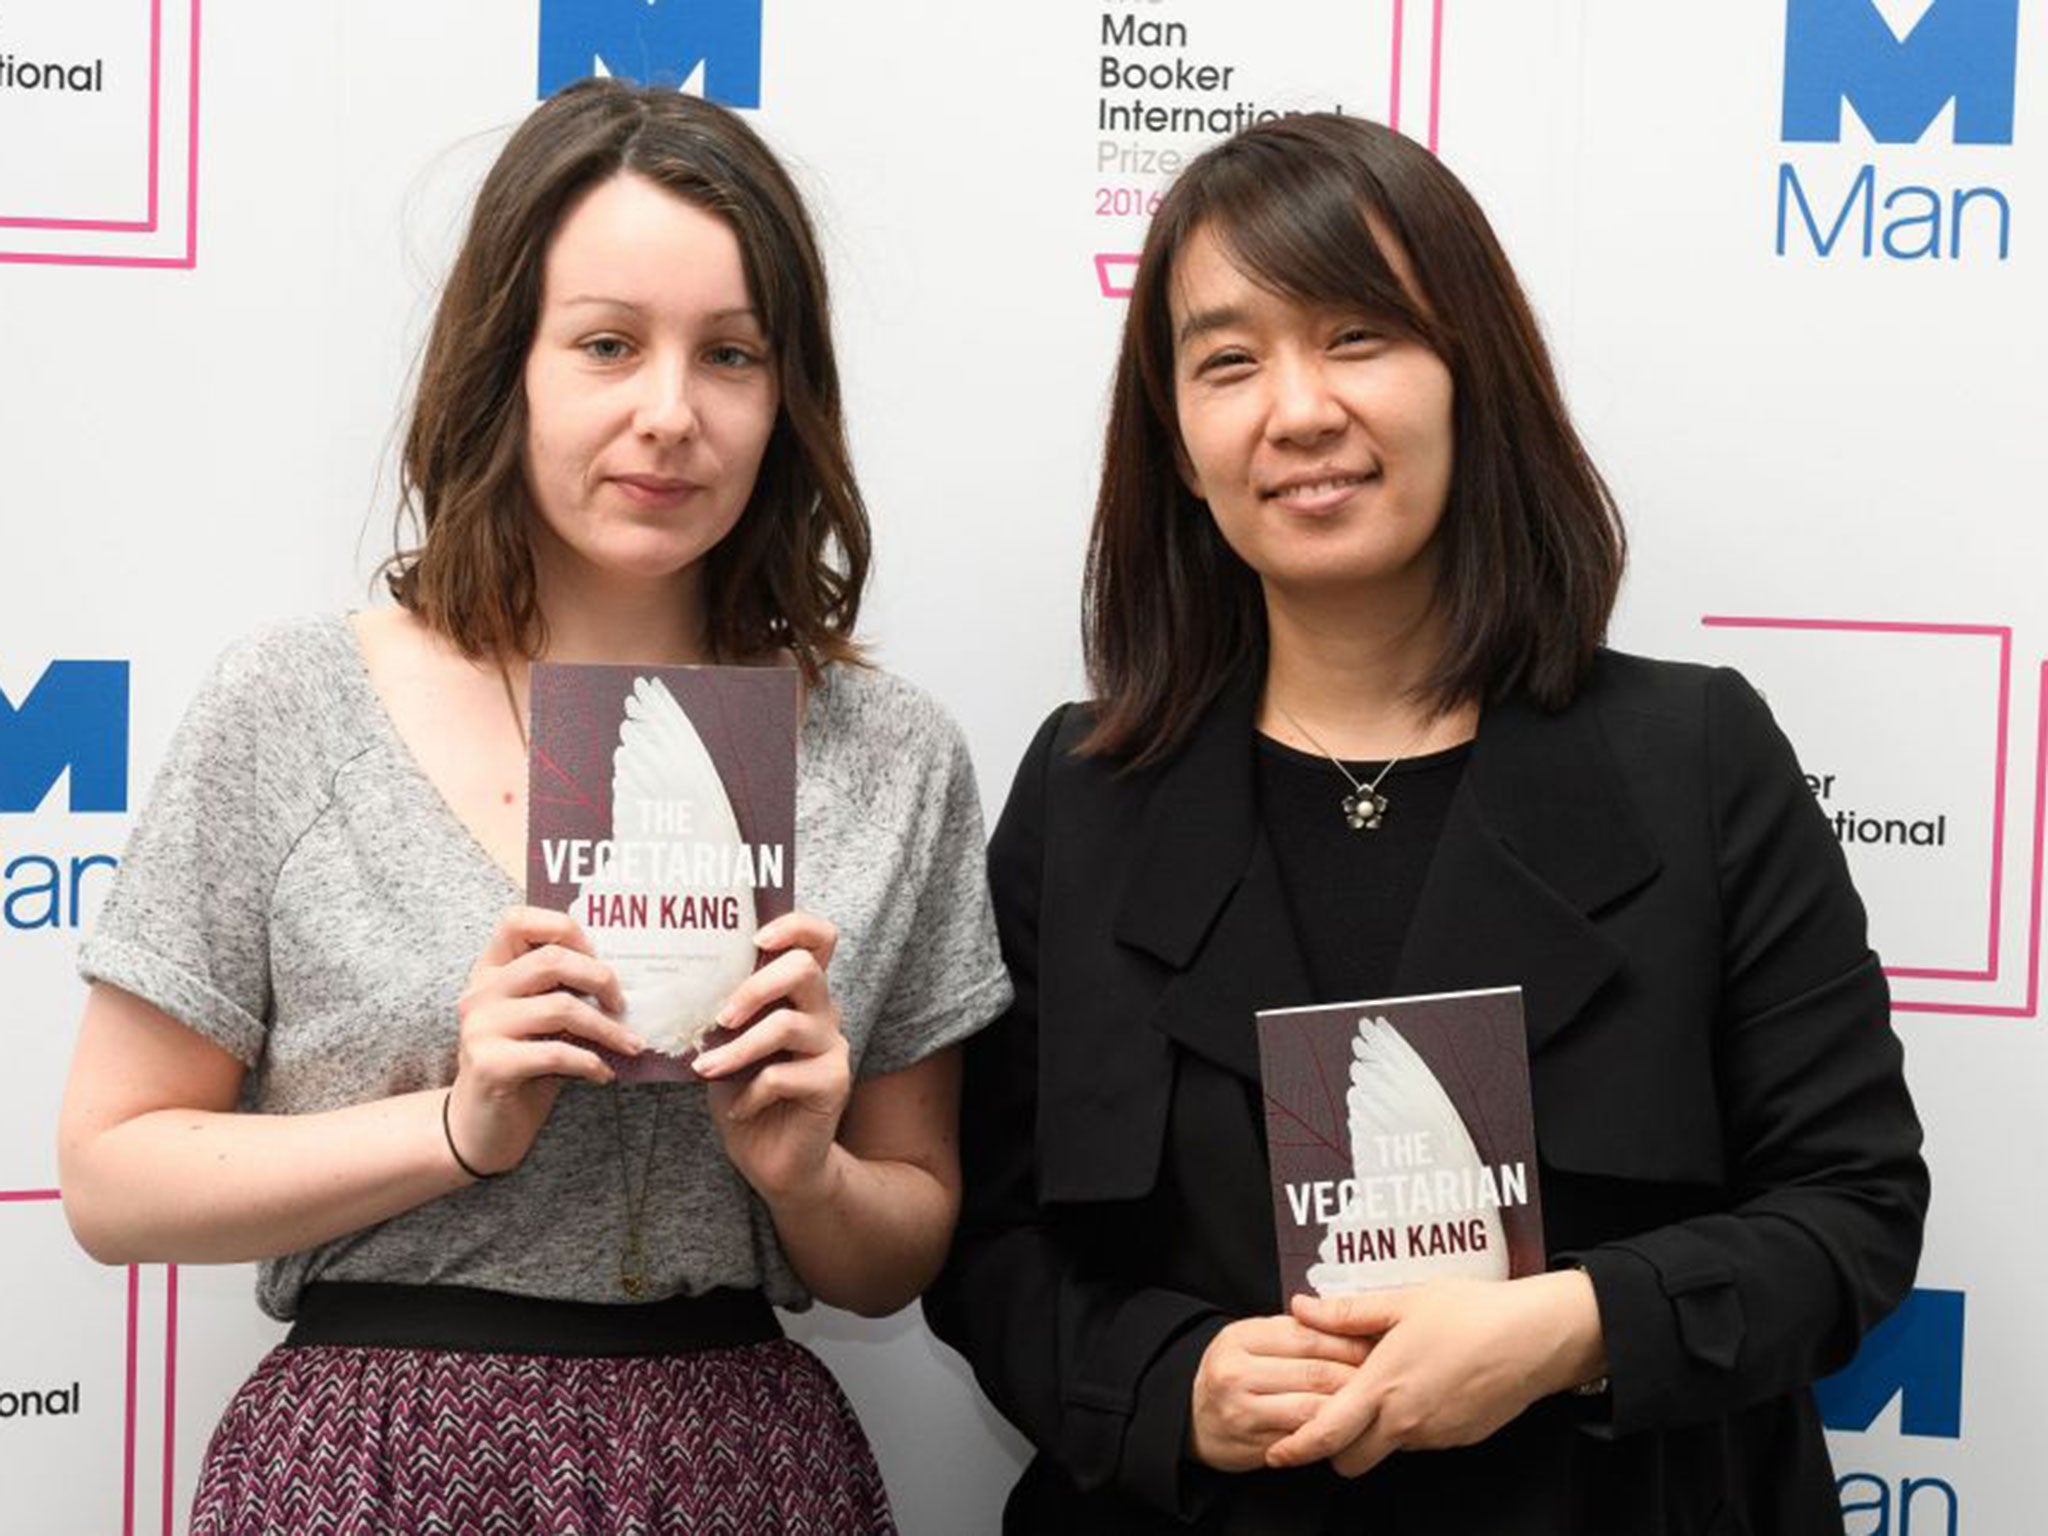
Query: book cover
[[526, 662, 798, 1084], [1255, 986, 1545, 1301]]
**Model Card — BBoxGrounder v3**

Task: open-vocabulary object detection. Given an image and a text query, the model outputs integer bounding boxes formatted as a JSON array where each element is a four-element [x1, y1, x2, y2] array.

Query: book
[[1255, 986, 1545, 1301], [525, 661, 798, 1083]]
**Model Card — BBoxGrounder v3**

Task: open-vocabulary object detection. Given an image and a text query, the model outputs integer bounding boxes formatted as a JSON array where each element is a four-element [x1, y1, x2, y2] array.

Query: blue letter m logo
[[0, 661, 129, 814], [539, 0, 762, 107], [1815, 1288, 1965, 1439], [1783, 0, 2018, 144]]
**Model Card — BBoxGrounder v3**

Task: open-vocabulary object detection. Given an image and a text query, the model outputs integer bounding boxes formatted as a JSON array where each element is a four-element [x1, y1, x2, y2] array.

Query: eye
[[705, 342, 766, 370], [579, 335, 634, 364], [1331, 324, 1386, 352], [1193, 347, 1256, 381]]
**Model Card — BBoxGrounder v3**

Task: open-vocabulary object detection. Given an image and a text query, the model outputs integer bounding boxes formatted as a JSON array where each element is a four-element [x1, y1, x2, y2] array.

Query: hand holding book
[[444, 906, 646, 1179], [694, 910, 855, 1206]]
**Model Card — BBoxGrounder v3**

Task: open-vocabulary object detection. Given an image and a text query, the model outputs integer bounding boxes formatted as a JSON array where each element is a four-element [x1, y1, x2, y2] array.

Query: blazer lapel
[[1113, 669, 1317, 1084], [1145, 833, 1318, 1080], [1111, 664, 1664, 1083], [1395, 683, 1662, 1053]]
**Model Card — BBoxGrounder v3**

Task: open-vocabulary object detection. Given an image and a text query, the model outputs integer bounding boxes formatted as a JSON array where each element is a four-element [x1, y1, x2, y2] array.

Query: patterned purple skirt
[[189, 1339, 897, 1535]]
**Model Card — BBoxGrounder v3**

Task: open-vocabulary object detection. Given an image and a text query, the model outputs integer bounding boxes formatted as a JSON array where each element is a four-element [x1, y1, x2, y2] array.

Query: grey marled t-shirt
[[78, 615, 1012, 1318]]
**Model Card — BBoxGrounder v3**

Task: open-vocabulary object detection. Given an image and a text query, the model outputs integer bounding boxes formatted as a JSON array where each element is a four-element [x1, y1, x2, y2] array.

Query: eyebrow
[[1176, 304, 1249, 348], [557, 297, 762, 326]]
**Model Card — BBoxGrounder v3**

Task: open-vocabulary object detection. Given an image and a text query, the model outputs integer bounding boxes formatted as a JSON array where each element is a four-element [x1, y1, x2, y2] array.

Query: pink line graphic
[[1389, 0, 1405, 137], [1429, 0, 1446, 153], [1094, 251, 1140, 300], [163, 1265, 179, 1536], [1895, 662, 2046, 1021], [0, 1189, 148, 1535], [125, 1264, 140, 1536], [0, 0, 162, 232], [1702, 617, 2009, 987], [0, 0, 201, 269], [1387, 0, 1447, 150]]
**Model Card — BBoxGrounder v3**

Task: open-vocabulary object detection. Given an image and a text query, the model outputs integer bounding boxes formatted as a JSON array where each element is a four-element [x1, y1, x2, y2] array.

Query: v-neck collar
[[324, 613, 526, 898], [323, 614, 839, 902]]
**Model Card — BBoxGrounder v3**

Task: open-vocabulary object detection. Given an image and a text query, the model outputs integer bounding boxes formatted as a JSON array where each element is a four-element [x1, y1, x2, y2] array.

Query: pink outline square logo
[[0, 1190, 179, 1535], [1699, 617, 2044, 1020], [0, 0, 204, 269]]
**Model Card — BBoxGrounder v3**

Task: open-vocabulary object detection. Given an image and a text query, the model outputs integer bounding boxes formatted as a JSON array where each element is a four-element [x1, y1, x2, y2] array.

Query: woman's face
[[1169, 222, 1455, 606], [522, 172, 779, 592]]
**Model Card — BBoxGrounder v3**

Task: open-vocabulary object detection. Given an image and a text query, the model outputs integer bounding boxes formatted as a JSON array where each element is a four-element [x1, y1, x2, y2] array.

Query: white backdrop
[[3, 2, 2034, 1532]]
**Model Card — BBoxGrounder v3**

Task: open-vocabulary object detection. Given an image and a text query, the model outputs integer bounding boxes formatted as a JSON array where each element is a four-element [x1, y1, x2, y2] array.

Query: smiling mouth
[[1261, 470, 1379, 504]]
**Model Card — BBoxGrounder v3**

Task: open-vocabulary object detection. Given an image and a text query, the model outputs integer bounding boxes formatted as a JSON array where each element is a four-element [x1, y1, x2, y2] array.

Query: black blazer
[[926, 653, 1927, 1536]]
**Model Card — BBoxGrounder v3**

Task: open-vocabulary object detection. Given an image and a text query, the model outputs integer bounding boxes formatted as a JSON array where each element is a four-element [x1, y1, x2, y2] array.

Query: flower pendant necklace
[[1274, 704, 1428, 832]]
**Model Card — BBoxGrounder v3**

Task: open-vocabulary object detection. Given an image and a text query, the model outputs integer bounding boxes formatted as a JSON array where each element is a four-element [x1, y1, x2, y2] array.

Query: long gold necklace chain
[[608, 1091, 665, 1298], [495, 656, 664, 1299]]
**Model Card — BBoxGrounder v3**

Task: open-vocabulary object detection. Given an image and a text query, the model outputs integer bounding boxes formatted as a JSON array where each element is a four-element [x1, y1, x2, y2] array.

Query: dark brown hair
[[385, 78, 868, 679], [1083, 113, 1624, 763]]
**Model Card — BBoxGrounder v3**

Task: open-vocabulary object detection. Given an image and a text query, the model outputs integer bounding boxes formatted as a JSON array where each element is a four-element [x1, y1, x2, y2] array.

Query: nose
[[1265, 352, 1346, 448], [633, 358, 699, 443]]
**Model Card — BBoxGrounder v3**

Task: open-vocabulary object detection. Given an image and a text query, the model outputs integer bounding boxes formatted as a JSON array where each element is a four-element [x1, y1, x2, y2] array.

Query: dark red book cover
[[1255, 987, 1545, 1303], [526, 662, 797, 1083]]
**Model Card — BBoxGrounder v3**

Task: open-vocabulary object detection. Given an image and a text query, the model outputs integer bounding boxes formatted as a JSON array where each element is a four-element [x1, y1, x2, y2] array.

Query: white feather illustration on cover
[[1306, 1014, 1509, 1293], [570, 675, 757, 1059]]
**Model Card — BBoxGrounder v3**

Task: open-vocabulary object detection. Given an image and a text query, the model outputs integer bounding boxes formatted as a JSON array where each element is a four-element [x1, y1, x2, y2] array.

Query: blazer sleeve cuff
[[1119, 1311, 1231, 1520], [1563, 1241, 1744, 1438]]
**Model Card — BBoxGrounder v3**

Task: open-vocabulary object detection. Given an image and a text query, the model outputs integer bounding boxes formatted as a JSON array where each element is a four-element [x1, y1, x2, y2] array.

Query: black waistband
[[285, 1282, 781, 1357]]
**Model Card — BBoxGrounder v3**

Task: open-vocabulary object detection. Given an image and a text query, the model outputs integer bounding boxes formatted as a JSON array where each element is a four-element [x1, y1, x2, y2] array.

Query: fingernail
[[714, 1004, 734, 1028], [694, 1050, 722, 1076], [625, 1033, 647, 1053]]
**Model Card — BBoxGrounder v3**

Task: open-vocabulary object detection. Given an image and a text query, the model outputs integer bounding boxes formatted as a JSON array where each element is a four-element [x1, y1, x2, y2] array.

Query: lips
[[1260, 468, 1379, 512], [608, 472, 702, 507]]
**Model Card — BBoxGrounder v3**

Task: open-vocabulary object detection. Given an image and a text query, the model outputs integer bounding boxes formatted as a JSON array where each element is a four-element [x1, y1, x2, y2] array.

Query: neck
[[527, 540, 709, 667], [1258, 577, 1477, 759]]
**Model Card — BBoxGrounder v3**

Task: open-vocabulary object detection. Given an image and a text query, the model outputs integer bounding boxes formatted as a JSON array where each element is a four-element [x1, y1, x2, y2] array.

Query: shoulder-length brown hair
[[1083, 113, 1623, 763], [385, 78, 868, 680]]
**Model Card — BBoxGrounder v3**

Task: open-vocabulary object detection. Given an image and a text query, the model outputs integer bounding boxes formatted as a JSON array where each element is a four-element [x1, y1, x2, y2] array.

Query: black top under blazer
[[925, 652, 1928, 1536]]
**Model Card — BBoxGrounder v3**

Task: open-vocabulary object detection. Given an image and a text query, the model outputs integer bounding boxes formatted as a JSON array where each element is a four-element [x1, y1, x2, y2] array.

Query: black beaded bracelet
[[442, 1089, 506, 1181]]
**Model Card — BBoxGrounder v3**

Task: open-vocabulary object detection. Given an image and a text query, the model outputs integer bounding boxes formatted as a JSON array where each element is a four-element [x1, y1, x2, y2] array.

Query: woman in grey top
[[57, 80, 1009, 1535]]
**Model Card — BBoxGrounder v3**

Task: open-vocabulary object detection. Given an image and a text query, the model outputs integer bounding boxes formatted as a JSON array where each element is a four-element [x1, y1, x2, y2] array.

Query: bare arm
[[763, 1049, 963, 1316], [58, 908, 642, 1266], [58, 982, 466, 1264], [695, 912, 966, 1317]]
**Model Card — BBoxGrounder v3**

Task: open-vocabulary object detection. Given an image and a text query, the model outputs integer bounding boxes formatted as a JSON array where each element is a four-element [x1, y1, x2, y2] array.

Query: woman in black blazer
[[924, 115, 1926, 1535]]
